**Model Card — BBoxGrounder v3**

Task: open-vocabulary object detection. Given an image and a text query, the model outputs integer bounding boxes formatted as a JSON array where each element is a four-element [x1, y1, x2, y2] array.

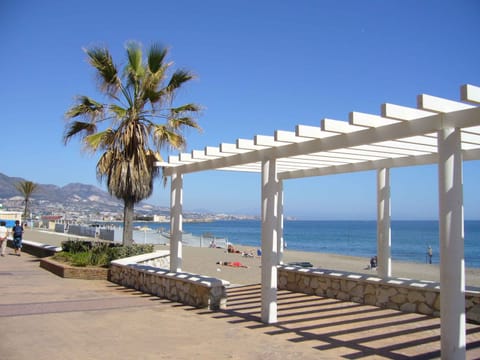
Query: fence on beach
[[54, 222, 229, 249]]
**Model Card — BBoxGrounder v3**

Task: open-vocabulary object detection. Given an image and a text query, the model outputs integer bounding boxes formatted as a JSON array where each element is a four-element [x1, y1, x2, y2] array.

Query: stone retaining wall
[[278, 265, 480, 323], [110, 252, 229, 310]]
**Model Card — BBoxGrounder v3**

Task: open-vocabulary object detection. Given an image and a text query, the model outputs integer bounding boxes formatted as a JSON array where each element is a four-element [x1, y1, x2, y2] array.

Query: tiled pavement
[[1, 252, 480, 359]]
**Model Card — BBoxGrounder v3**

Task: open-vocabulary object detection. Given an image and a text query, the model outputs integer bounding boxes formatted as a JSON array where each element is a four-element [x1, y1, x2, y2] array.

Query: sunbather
[[227, 244, 242, 254], [216, 261, 249, 268]]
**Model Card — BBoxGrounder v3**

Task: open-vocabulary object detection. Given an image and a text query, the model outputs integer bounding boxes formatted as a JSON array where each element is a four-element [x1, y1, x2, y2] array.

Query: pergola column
[[277, 179, 284, 265], [438, 127, 465, 359], [170, 171, 183, 272], [377, 167, 391, 277], [261, 158, 278, 324]]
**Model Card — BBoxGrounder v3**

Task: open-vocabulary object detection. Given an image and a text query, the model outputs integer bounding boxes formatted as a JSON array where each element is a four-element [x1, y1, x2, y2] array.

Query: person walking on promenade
[[12, 220, 23, 256], [0, 221, 8, 257], [427, 245, 433, 264]]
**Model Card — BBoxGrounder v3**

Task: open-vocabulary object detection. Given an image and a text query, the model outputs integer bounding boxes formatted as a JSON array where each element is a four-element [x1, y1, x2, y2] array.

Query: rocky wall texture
[[278, 266, 480, 323], [110, 261, 228, 310]]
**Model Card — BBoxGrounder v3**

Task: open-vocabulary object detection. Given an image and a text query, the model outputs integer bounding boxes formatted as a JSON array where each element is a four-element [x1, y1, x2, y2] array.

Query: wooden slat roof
[[160, 84, 480, 179]]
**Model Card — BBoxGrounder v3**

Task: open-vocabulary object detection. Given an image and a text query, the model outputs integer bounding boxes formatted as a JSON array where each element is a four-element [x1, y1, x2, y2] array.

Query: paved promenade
[[2, 248, 480, 359]]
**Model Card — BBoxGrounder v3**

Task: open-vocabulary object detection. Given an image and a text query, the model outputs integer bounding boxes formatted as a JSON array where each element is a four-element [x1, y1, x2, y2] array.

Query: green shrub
[[69, 252, 91, 267], [108, 244, 154, 262], [61, 239, 91, 253], [53, 241, 154, 268]]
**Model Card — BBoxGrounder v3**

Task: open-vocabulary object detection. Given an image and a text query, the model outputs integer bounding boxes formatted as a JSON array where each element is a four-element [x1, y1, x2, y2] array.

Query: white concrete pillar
[[277, 179, 284, 265], [438, 127, 465, 359], [170, 171, 183, 272], [377, 168, 391, 277], [261, 158, 278, 324]]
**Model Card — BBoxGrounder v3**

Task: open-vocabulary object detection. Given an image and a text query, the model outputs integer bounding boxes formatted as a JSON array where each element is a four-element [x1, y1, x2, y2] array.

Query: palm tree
[[64, 41, 201, 245], [15, 180, 38, 220]]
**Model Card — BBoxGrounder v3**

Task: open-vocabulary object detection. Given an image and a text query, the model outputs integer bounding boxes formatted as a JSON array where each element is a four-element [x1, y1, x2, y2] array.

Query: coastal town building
[[0, 210, 22, 226]]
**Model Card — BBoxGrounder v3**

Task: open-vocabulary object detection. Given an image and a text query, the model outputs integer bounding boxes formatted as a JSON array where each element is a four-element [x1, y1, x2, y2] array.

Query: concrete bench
[[8, 239, 62, 258], [278, 265, 480, 324], [110, 252, 229, 310]]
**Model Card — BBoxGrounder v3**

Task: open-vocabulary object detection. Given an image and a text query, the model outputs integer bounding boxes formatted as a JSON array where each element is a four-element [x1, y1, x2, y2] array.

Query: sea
[[134, 220, 480, 269]]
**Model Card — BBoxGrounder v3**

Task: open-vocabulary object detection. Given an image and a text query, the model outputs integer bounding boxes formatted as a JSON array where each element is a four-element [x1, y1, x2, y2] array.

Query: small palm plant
[[15, 180, 38, 220], [64, 41, 201, 245]]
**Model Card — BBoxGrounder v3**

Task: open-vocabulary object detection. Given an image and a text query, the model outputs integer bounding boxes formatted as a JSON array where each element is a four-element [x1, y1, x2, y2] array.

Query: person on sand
[[0, 221, 8, 257], [228, 244, 242, 254], [216, 261, 249, 268], [427, 246, 433, 264], [242, 249, 256, 258], [12, 220, 24, 256]]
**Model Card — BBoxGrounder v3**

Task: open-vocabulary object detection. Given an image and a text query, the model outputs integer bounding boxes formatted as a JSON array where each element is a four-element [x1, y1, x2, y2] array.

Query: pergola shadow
[[206, 284, 480, 359]]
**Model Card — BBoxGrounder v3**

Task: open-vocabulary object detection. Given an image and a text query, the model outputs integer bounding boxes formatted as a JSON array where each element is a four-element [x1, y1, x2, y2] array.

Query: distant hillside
[[0, 173, 169, 215]]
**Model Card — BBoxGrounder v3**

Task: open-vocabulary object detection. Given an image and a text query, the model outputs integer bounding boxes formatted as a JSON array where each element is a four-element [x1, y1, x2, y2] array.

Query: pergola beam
[[163, 107, 480, 176]]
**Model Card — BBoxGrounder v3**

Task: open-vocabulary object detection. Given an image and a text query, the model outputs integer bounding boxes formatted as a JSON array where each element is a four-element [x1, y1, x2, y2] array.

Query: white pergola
[[158, 84, 480, 359]]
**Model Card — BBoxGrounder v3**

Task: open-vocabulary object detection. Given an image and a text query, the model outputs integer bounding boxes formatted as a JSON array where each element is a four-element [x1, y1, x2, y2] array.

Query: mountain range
[[0, 173, 169, 215]]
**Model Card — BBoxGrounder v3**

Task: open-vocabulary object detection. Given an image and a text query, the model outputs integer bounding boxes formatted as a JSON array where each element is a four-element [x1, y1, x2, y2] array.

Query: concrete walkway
[[2, 251, 480, 359]]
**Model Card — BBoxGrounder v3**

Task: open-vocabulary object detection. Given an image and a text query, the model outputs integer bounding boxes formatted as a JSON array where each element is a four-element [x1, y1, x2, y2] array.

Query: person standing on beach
[[12, 220, 23, 256], [0, 221, 8, 257], [427, 245, 433, 264]]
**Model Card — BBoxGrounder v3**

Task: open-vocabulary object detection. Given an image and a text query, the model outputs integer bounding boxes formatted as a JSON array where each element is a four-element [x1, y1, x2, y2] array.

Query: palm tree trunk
[[122, 199, 135, 246], [23, 199, 29, 220]]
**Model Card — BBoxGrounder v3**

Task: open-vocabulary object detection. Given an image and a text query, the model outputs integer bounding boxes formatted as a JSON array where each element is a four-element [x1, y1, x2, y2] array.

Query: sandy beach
[[22, 228, 480, 287]]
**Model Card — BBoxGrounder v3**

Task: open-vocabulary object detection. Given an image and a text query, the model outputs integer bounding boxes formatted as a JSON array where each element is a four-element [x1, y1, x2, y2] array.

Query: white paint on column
[[170, 172, 183, 272]]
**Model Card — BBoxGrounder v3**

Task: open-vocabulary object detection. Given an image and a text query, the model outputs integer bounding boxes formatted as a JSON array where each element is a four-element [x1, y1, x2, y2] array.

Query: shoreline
[[22, 228, 480, 287]]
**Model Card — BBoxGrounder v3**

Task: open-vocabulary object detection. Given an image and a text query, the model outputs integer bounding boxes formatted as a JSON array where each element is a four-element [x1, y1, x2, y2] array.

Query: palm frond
[[63, 121, 97, 144], [170, 103, 201, 114], [15, 181, 38, 198], [148, 43, 168, 73], [85, 129, 115, 151], [65, 96, 104, 119], [143, 88, 162, 105], [125, 41, 145, 92], [164, 69, 195, 94], [85, 47, 120, 95], [169, 116, 201, 131], [153, 125, 185, 149], [108, 104, 128, 119]]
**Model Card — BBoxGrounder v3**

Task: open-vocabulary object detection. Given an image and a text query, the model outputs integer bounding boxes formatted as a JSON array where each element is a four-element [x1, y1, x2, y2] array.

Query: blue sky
[[1, 0, 479, 220]]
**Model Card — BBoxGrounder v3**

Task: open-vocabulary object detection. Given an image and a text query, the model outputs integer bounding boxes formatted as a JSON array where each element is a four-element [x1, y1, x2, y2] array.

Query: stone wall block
[[364, 294, 377, 306], [391, 293, 407, 305], [386, 302, 400, 310], [337, 291, 350, 301], [365, 284, 376, 295], [350, 284, 365, 298], [351, 296, 364, 303], [407, 291, 425, 304], [467, 304, 480, 323], [315, 288, 326, 297], [331, 280, 340, 290], [287, 272, 296, 283], [326, 289, 336, 298], [425, 291, 437, 307], [400, 302, 417, 313], [418, 302, 434, 315], [377, 288, 393, 305]]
